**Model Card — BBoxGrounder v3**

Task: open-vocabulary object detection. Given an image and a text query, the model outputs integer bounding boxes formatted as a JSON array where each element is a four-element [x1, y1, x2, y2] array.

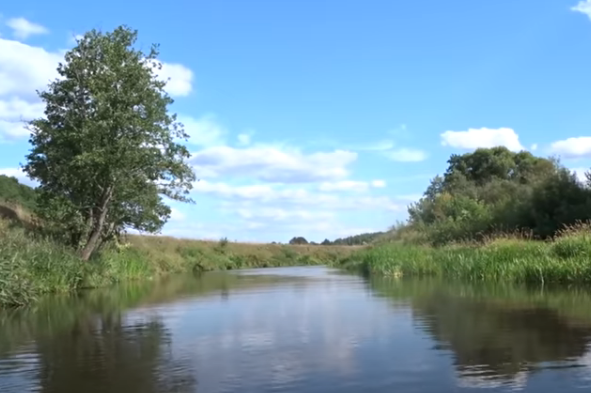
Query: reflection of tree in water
[[371, 277, 591, 385], [35, 312, 196, 393], [415, 296, 591, 379]]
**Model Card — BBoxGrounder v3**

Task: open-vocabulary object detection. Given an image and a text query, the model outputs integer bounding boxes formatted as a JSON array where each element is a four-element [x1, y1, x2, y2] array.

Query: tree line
[[287, 232, 384, 246]]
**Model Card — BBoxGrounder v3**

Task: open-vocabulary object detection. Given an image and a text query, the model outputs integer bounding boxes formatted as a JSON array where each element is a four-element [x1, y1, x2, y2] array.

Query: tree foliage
[[406, 147, 591, 244], [22, 26, 196, 260]]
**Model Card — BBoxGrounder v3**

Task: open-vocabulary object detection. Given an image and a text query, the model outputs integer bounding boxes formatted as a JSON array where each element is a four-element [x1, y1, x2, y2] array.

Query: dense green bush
[[400, 147, 591, 245]]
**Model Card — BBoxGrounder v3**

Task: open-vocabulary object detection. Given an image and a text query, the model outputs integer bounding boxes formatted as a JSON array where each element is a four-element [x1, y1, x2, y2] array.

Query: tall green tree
[[22, 26, 196, 260]]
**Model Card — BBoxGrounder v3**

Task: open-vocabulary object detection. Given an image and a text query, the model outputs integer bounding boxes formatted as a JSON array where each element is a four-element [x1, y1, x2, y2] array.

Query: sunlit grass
[[342, 223, 591, 284], [0, 214, 356, 308]]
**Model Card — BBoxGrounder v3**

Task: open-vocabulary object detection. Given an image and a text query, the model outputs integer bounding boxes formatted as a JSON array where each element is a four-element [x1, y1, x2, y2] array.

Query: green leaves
[[22, 25, 196, 260], [407, 147, 591, 244]]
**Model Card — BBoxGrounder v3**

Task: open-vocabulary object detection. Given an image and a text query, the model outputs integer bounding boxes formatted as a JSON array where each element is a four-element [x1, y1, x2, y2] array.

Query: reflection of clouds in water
[[575, 344, 591, 386], [156, 275, 414, 392], [456, 368, 528, 391], [0, 349, 40, 392]]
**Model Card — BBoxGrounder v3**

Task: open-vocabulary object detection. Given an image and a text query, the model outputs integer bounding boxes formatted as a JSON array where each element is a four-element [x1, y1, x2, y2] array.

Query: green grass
[[0, 216, 356, 308], [340, 224, 591, 284]]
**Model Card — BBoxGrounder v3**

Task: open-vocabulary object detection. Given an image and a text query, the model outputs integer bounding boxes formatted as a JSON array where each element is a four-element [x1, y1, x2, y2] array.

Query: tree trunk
[[80, 186, 113, 261], [96, 222, 116, 254]]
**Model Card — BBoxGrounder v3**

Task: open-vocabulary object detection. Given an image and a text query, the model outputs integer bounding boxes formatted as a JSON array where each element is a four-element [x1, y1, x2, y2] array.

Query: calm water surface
[[2, 266, 591, 392]]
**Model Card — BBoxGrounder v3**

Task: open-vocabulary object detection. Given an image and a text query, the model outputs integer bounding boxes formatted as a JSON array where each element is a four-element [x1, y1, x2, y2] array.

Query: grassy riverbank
[[0, 217, 355, 307], [340, 225, 591, 284]]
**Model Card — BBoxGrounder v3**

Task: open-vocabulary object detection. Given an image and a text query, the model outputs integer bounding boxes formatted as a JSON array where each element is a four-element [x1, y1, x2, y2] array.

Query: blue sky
[[2, 0, 591, 242]]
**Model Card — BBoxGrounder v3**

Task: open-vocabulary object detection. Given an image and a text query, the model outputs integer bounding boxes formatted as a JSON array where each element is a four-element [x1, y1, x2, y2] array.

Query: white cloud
[[235, 207, 334, 222], [371, 179, 386, 188], [385, 148, 428, 162], [0, 120, 29, 140], [0, 98, 44, 141], [0, 97, 44, 120], [318, 179, 386, 192], [157, 62, 194, 97], [530, 143, 538, 151], [0, 35, 195, 141], [191, 146, 357, 183], [0, 37, 63, 99], [180, 114, 226, 147], [550, 137, 591, 159], [194, 180, 406, 212], [169, 207, 186, 221], [572, 0, 591, 19], [6, 18, 49, 40], [440, 127, 524, 152]]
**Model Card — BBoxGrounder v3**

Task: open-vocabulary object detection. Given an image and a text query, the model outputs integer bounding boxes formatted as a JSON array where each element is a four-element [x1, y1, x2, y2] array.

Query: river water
[[2, 266, 591, 392]]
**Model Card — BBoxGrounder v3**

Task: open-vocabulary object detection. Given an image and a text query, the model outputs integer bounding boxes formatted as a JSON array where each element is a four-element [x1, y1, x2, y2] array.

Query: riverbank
[[0, 217, 356, 307], [339, 225, 591, 284]]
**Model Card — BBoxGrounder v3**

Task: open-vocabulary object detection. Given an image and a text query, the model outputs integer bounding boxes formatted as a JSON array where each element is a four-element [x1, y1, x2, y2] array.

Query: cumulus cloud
[[0, 34, 195, 141], [318, 179, 386, 192], [440, 127, 524, 152], [572, 0, 591, 19], [0, 98, 45, 141], [550, 137, 591, 159], [180, 114, 226, 147], [234, 207, 334, 222], [169, 207, 186, 221], [191, 146, 357, 183], [155, 61, 194, 97], [6, 17, 49, 40], [194, 180, 405, 212], [0, 37, 63, 100], [384, 148, 428, 162]]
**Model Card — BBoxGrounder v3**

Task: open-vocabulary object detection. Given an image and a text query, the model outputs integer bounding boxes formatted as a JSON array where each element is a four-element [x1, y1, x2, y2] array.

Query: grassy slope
[[339, 226, 591, 285]]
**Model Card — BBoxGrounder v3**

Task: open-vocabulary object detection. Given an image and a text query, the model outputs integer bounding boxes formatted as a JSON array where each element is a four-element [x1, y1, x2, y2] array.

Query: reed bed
[[341, 224, 591, 284]]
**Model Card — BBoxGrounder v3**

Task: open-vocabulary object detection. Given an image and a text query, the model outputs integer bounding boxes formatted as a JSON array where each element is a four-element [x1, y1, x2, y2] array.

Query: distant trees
[[289, 236, 308, 245], [22, 26, 195, 260], [405, 146, 591, 244], [327, 232, 383, 245]]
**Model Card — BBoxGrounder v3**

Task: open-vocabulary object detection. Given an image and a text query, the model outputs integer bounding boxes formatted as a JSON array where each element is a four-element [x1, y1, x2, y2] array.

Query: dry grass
[[125, 234, 357, 273], [0, 201, 38, 230]]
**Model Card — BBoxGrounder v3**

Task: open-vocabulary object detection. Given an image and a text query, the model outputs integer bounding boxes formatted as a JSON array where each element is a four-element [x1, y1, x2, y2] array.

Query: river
[[1, 266, 591, 392]]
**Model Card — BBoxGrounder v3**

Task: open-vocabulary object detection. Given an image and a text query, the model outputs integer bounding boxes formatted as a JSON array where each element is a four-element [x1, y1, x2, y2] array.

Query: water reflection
[[2, 267, 591, 392], [370, 277, 591, 390]]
